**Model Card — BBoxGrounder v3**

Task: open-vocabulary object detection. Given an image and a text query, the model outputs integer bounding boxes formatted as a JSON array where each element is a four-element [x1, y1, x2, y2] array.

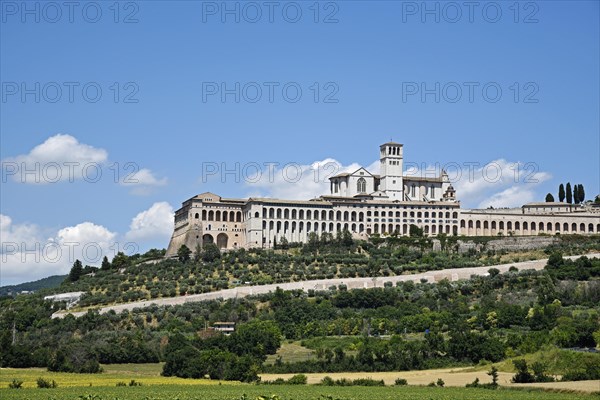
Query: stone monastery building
[[166, 142, 599, 255]]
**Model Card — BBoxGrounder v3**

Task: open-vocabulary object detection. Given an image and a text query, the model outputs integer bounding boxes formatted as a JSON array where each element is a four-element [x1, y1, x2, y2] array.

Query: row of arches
[[460, 219, 600, 235], [261, 220, 459, 239], [202, 233, 229, 249], [258, 207, 459, 222], [195, 209, 242, 222]]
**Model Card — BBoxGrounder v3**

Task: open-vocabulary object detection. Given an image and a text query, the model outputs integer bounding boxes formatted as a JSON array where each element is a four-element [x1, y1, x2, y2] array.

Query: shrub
[[394, 378, 408, 386], [511, 359, 534, 383], [320, 376, 334, 386], [8, 379, 23, 389], [532, 361, 554, 383], [466, 378, 480, 388], [487, 366, 499, 388], [36, 378, 57, 388], [436, 378, 445, 387], [286, 374, 307, 385], [115, 382, 127, 387], [352, 378, 385, 387]]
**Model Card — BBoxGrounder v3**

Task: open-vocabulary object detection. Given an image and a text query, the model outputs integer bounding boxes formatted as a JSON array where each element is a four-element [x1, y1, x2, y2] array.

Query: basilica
[[166, 142, 599, 255]]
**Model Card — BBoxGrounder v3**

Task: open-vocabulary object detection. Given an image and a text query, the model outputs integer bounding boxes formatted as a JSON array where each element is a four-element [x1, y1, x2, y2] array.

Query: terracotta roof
[[522, 202, 573, 207], [330, 167, 375, 179], [403, 176, 443, 183], [380, 141, 403, 147], [330, 172, 351, 178], [247, 197, 333, 206]]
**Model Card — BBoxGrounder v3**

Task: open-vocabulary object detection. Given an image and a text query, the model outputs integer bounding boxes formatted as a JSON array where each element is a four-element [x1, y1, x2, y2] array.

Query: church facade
[[166, 142, 599, 255]]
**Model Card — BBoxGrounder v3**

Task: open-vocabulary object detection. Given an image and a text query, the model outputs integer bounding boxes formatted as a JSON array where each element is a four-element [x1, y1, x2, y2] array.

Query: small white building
[[212, 322, 236, 335], [44, 291, 85, 309]]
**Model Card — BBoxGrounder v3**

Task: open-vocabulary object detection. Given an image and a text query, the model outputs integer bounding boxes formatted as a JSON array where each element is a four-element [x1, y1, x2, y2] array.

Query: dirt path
[[260, 369, 600, 393], [53, 252, 600, 318]]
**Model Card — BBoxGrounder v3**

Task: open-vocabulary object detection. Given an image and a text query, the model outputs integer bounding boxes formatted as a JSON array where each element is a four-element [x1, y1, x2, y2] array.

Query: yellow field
[[0, 366, 236, 388]]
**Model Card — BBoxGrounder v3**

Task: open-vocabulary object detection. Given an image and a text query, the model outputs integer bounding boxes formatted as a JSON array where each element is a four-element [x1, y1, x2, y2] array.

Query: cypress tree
[[545, 193, 554, 202], [566, 182, 572, 204], [101, 256, 111, 270], [574, 185, 579, 204], [558, 184, 565, 202], [68, 259, 83, 282]]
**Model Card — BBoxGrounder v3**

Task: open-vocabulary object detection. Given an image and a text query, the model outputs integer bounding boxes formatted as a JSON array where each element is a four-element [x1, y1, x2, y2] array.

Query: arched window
[[357, 177, 367, 193]]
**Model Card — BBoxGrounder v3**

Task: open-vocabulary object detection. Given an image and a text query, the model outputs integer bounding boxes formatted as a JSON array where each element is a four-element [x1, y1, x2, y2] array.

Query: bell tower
[[379, 142, 403, 199]]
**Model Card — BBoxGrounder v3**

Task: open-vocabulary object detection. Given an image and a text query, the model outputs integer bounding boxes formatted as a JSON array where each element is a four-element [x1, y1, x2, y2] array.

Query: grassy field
[[2, 366, 598, 399], [265, 342, 316, 365], [1, 383, 597, 400]]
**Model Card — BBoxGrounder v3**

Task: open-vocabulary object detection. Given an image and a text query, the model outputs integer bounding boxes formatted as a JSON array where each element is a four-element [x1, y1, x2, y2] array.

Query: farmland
[[2, 365, 599, 399], [3, 385, 597, 400], [1, 373, 598, 400]]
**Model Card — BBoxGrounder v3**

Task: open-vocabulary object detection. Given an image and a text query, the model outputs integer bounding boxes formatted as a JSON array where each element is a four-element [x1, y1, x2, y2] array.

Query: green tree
[[201, 243, 221, 262], [341, 229, 353, 248], [193, 244, 202, 262], [111, 252, 130, 270], [511, 359, 534, 383], [558, 184, 565, 202], [177, 245, 191, 263], [306, 232, 319, 253], [409, 224, 423, 237], [48, 341, 101, 373], [574, 185, 579, 204], [578, 184, 585, 203], [488, 366, 499, 387], [279, 236, 289, 250], [566, 182, 573, 204], [532, 361, 553, 382], [535, 274, 557, 305], [68, 260, 83, 282], [229, 320, 282, 361], [545, 193, 554, 202], [100, 256, 111, 271]]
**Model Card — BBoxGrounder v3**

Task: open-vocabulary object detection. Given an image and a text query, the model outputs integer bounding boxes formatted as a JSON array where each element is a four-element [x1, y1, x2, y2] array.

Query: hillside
[[1, 233, 599, 394], [55, 234, 600, 308], [2, 242, 600, 383], [0, 275, 67, 297]]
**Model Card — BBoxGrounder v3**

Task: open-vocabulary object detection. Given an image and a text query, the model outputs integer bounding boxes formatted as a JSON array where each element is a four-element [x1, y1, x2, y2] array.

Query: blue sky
[[1, 1, 599, 284]]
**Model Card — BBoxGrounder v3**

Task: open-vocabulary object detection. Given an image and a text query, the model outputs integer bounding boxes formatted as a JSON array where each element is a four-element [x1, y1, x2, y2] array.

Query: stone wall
[[452, 236, 560, 253]]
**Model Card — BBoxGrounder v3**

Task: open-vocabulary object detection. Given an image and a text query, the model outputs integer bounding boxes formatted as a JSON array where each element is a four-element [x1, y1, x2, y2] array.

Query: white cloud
[[476, 186, 537, 209], [243, 158, 380, 200], [1, 214, 120, 285], [2, 134, 167, 195], [3, 134, 108, 184], [399, 159, 551, 208], [120, 168, 168, 195], [1, 202, 177, 286], [55, 222, 117, 251], [452, 159, 551, 209], [0, 214, 41, 244], [125, 202, 174, 242], [242, 156, 551, 209]]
